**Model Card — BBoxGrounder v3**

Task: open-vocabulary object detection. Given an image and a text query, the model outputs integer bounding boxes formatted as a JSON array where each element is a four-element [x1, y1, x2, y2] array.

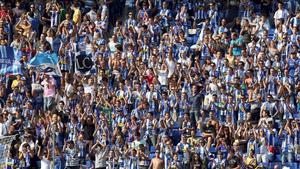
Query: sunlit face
[[165, 113, 170, 119], [78, 134, 84, 140], [135, 84, 141, 91], [209, 112, 214, 118], [259, 129, 264, 136], [174, 154, 178, 160], [52, 114, 58, 122], [149, 84, 154, 90], [30, 5, 35, 11], [246, 112, 251, 120], [147, 113, 152, 119]]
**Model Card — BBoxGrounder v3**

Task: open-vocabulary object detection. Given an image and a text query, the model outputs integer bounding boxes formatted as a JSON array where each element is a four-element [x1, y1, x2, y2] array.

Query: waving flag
[[29, 52, 62, 76], [0, 45, 22, 75], [29, 52, 59, 66], [36, 63, 62, 77], [74, 52, 94, 75]]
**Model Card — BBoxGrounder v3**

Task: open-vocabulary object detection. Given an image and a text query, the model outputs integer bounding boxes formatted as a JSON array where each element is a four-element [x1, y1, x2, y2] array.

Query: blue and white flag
[[29, 52, 61, 76], [29, 52, 59, 66], [0, 45, 22, 75], [36, 63, 62, 77]]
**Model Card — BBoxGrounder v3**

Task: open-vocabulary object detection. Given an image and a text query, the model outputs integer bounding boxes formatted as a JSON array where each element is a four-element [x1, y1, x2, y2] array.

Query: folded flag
[[0, 45, 22, 75]]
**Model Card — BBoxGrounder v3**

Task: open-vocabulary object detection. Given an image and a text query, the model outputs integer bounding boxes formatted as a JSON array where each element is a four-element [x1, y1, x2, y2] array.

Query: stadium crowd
[[0, 0, 299, 169]]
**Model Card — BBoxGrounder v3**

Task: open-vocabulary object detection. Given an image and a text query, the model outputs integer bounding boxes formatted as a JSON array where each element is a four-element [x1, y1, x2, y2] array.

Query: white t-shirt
[[87, 10, 97, 22], [274, 9, 289, 21], [208, 82, 218, 93], [45, 37, 53, 49], [166, 58, 175, 78], [85, 43, 93, 55], [157, 70, 168, 86], [65, 83, 74, 98], [83, 84, 95, 100], [41, 157, 51, 169], [108, 41, 117, 52], [145, 91, 158, 101], [178, 57, 191, 67]]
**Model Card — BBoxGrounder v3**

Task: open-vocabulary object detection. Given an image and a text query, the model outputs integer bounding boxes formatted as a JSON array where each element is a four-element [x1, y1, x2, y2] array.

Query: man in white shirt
[[260, 95, 276, 117], [125, 12, 137, 30], [155, 64, 168, 86], [145, 84, 158, 102], [86, 7, 97, 22], [165, 54, 176, 78], [274, 2, 289, 26], [178, 51, 191, 68]]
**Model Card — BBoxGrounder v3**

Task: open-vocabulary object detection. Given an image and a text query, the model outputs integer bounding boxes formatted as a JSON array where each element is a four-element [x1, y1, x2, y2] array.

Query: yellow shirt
[[73, 8, 81, 25], [244, 156, 257, 168], [11, 79, 21, 89]]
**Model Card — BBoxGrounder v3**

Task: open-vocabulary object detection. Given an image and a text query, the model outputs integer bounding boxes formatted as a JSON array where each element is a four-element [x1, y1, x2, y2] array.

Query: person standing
[[63, 141, 80, 169], [90, 140, 109, 169], [274, 2, 289, 26], [190, 84, 204, 125], [41, 74, 56, 112], [71, 3, 82, 27]]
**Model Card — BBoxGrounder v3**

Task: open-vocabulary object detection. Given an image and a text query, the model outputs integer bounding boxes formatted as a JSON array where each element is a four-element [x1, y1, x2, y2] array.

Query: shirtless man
[[149, 150, 164, 169]]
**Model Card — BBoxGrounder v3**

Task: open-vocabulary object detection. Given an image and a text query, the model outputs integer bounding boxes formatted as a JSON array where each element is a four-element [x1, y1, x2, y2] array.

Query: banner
[[36, 63, 62, 77], [30, 52, 61, 76], [0, 45, 22, 75], [75, 52, 93, 74], [76, 53, 93, 71], [29, 52, 59, 66], [0, 135, 17, 168]]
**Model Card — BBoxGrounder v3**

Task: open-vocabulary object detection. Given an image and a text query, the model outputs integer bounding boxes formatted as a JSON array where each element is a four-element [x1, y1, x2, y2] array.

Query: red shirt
[[145, 75, 154, 84], [0, 10, 7, 19]]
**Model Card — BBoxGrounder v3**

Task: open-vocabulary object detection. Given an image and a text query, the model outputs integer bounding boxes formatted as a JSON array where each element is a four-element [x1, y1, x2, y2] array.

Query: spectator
[[0, 1, 298, 169]]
